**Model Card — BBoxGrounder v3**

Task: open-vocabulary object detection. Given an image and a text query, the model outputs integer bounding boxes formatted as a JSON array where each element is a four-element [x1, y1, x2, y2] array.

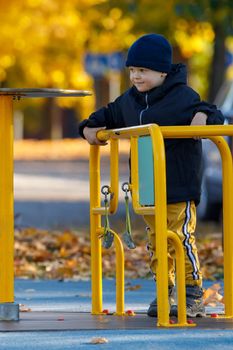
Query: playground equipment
[[89, 123, 233, 327], [0, 89, 91, 321]]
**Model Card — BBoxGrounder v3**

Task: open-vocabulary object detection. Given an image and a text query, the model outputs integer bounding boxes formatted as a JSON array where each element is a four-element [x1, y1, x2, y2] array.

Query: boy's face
[[129, 66, 167, 92]]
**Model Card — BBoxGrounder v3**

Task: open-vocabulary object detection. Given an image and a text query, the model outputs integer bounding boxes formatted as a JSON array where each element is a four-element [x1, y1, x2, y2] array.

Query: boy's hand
[[191, 112, 208, 126], [191, 112, 208, 140], [83, 126, 108, 145]]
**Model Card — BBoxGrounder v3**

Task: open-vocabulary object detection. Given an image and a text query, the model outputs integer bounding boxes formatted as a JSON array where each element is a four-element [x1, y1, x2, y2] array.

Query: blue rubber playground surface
[[1, 278, 233, 349]]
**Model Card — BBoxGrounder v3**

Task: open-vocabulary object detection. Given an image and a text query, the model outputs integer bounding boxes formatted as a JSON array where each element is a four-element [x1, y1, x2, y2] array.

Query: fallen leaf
[[125, 284, 141, 291], [19, 304, 31, 312], [13, 227, 224, 280], [203, 284, 224, 306], [90, 337, 109, 344]]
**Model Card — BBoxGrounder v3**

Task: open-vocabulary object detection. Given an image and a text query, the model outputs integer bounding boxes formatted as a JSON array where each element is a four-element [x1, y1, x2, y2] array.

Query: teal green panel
[[138, 136, 155, 206]]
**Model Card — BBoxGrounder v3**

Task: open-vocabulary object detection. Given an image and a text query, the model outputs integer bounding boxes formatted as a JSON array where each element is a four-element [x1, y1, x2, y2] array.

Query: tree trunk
[[208, 23, 226, 103]]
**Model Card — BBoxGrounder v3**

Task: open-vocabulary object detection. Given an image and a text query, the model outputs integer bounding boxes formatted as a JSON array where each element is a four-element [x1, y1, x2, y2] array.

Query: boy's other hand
[[83, 126, 108, 145], [191, 112, 208, 126], [191, 112, 208, 140]]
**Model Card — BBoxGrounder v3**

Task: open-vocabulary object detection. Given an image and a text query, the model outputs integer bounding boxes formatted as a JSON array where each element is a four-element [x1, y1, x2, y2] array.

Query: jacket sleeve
[[181, 86, 224, 125], [78, 96, 125, 138], [193, 100, 225, 125], [186, 87, 224, 125]]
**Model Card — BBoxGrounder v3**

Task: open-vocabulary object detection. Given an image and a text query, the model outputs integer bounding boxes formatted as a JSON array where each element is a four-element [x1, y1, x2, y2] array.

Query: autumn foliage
[[1, 0, 233, 120], [14, 226, 223, 282]]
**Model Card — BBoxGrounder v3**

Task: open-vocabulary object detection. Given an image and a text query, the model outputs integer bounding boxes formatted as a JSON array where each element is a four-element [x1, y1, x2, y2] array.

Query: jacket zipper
[[139, 93, 149, 125]]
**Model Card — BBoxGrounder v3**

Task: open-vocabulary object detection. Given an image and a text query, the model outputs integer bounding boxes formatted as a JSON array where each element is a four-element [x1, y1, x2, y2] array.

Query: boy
[[79, 34, 224, 317]]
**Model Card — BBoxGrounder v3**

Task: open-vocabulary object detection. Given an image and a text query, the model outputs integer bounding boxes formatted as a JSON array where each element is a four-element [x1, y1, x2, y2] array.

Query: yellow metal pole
[[109, 140, 125, 314], [161, 125, 233, 139], [210, 136, 233, 317], [96, 226, 125, 315], [90, 145, 102, 314], [130, 136, 140, 210], [109, 139, 119, 214], [112, 230, 125, 315], [167, 231, 195, 326], [98, 124, 233, 140], [0, 96, 14, 303], [149, 124, 170, 327]]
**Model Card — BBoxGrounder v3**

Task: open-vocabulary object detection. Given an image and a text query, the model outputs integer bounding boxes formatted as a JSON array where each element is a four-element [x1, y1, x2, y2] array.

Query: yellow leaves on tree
[[174, 20, 215, 59], [0, 0, 133, 88], [0, 0, 136, 119]]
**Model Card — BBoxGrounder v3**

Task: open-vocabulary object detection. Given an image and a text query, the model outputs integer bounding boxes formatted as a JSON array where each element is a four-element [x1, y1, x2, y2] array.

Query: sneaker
[[147, 285, 176, 317], [170, 285, 206, 317]]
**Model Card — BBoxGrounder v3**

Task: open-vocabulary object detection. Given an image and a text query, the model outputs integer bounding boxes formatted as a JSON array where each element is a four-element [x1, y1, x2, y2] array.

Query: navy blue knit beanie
[[125, 34, 172, 73]]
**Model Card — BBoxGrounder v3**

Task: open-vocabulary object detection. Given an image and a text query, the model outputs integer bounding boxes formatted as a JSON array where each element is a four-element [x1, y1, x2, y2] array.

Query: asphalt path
[[13, 159, 218, 234], [14, 159, 135, 229], [0, 279, 231, 349]]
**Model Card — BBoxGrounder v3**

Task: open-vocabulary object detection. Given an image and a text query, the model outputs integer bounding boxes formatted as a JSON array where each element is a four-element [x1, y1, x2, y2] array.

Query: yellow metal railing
[[89, 123, 233, 327], [0, 96, 14, 303], [91, 124, 188, 327]]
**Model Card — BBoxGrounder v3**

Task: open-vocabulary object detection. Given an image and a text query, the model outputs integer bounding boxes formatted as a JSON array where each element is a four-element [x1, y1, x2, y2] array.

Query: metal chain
[[121, 182, 136, 249], [100, 185, 114, 249]]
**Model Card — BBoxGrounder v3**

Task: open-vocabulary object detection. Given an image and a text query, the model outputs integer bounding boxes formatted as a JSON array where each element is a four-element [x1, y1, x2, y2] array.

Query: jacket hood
[[131, 63, 187, 105], [163, 63, 187, 90]]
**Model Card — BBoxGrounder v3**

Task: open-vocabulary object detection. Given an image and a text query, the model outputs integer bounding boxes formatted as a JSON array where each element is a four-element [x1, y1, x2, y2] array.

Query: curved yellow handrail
[[92, 124, 233, 325]]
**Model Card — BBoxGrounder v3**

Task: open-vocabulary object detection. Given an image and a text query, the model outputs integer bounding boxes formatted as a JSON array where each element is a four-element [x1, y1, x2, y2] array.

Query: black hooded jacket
[[79, 64, 224, 204]]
